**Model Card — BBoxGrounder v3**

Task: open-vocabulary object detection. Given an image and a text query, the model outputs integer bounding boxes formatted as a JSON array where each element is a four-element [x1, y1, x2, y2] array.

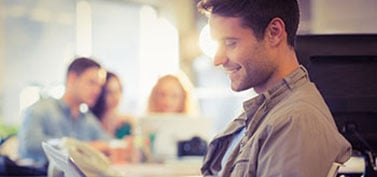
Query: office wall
[[0, 0, 77, 125], [153, 0, 200, 80], [0, 2, 4, 120], [311, 0, 377, 34]]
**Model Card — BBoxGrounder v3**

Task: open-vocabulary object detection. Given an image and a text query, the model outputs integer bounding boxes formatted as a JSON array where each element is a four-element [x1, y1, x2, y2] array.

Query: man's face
[[209, 14, 277, 92], [72, 67, 106, 107]]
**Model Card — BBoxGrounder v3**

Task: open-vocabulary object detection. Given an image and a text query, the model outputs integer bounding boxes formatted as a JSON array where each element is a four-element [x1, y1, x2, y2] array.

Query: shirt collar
[[264, 65, 309, 99], [213, 66, 310, 139], [57, 99, 86, 120], [243, 65, 309, 121]]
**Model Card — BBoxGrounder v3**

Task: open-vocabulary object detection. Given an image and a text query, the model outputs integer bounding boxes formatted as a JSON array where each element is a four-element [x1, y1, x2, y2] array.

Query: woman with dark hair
[[92, 71, 135, 139]]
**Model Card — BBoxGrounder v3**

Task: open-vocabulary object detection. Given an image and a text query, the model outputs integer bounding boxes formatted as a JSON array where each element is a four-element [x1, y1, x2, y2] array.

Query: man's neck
[[62, 93, 81, 119], [254, 48, 299, 94]]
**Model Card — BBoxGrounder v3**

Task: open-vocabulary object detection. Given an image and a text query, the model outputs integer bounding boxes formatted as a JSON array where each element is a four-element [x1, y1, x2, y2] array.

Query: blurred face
[[71, 67, 106, 107], [105, 77, 122, 110], [154, 79, 185, 113], [209, 15, 277, 92]]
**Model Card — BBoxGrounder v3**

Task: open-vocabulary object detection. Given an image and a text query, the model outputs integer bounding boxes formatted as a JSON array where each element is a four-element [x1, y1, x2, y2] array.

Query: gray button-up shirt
[[201, 66, 352, 177]]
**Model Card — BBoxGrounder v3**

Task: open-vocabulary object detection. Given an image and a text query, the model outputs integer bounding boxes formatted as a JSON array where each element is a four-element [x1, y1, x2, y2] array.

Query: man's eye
[[225, 40, 236, 47]]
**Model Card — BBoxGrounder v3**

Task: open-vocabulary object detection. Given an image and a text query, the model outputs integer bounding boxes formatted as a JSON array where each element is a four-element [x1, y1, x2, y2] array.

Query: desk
[[111, 161, 202, 177], [338, 156, 365, 174]]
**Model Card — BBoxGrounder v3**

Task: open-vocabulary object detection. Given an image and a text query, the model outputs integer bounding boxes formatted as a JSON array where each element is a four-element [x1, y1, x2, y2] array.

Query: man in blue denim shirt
[[18, 57, 111, 165]]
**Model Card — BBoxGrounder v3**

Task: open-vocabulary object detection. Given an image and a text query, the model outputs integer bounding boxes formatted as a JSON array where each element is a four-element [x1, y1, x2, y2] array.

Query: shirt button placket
[[239, 138, 246, 153]]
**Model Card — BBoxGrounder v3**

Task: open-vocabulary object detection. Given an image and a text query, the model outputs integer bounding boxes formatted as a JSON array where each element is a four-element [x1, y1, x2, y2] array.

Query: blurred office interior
[[0, 0, 376, 133]]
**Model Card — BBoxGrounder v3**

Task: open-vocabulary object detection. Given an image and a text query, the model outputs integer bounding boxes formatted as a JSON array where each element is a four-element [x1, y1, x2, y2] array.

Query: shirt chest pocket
[[229, 136, 258, 177]]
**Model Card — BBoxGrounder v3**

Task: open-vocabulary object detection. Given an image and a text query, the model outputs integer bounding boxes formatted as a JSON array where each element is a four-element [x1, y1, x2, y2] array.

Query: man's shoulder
[[81, 111, 101, 125], [276, 80, 322, 105], [26, 97, 60, 113], [268, 83, 332, 123]]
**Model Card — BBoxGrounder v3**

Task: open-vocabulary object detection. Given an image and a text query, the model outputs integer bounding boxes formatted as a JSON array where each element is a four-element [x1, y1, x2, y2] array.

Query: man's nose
[[213, 48, 227, 66]]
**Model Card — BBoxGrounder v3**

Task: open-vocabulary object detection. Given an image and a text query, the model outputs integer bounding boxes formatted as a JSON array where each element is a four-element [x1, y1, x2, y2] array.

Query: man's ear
[[265, 17, 285, 46]]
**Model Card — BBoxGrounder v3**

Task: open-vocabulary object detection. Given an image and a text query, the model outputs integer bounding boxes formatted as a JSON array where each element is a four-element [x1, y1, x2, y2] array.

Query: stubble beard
[[231, 64, 272, 92]]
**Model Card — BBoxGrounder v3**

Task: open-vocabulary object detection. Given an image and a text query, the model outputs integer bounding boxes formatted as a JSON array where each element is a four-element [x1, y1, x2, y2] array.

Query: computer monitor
[[295, 34, 377, 152], [137, 114, 214, 162]]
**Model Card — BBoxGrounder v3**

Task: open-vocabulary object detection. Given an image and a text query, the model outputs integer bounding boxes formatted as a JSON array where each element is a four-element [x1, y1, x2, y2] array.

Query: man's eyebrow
[[222, 36, 240, 40], [218, 37, 239, 43]]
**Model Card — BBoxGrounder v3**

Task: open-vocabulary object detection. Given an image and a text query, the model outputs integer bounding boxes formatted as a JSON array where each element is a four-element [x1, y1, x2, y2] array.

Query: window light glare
[[199, 24, 218, 58], [76, 1, 92, 57], [48, 85, 65, 99], [19, 86, 41, 111]]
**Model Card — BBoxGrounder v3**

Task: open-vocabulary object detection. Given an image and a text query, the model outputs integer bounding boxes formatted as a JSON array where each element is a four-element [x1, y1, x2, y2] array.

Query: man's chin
[[230, 82, 242, 92], [84, 100, 95, 108], [231, 82, 251, 92]]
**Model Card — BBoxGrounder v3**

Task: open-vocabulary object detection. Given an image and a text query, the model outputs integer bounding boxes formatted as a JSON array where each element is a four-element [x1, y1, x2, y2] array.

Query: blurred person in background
[[18, 57, 111, 166], [197, 0, 351, 176], [147, 73, 199, 116], [91, 71, 135, 139]]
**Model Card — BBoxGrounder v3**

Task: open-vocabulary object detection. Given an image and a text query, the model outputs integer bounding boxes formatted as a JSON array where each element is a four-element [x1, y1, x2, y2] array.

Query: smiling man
[[197, 0, 352, 176]]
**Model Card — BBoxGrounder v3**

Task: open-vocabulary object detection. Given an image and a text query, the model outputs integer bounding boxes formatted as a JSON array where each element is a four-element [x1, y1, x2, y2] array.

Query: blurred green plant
[[0, 121, 18, 138]]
